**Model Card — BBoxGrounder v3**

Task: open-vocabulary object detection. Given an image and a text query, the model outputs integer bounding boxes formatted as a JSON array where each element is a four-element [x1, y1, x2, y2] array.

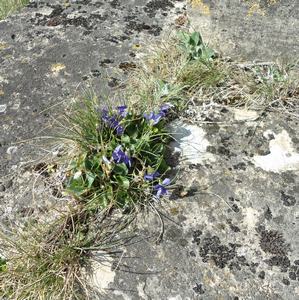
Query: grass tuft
[[0, 207, 130, 299], [126, 31, 299, 111]]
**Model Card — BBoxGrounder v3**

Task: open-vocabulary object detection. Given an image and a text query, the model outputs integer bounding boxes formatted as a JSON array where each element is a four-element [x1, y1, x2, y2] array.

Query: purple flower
[[112, 145, 131, 167], [101, 108, 110, 122], [116, 125, 124, 135], [153, 178, 171, 198], [144, 112, 163, 125], [108, 116, 118, 127], [117, 105, 128, 118], [108, 116, 124, 136], [159, 103, 172, 115], [144, 171, 160, 181], [101, 109, 124, 136]]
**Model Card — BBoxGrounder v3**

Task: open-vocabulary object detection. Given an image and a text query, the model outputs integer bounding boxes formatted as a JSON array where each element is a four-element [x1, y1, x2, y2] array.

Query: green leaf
[[158, 158, 169, 173], [116, 190, 128, 207], [126, 123, 139, 138], [86, 172, 96, 188], [121, 135, 131, 144], [202, 46, 215, 61], [116, 176, 130, 189], [152, 143, 164, 155], [113, 163, 128, 176], [191, 32, 202, 46], [67, 176, 86, 196], [84, 159, 93, 170]]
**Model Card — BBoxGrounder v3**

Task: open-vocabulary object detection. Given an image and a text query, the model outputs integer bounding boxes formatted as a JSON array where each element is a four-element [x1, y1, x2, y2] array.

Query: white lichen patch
[[6, 146, 18, 158], [113, 290, 132, 300], [168, 120, 215, 164], [242, 207, 260, 229], [36, 7, 53, 16], [253, 130, 299, 173], [234, 108, 259, 121], [137, 282, 149, 300], [86, 251, 116, 292]]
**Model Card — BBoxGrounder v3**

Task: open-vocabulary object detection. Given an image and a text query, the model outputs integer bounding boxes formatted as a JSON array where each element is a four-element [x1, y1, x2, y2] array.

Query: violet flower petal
[[117, 105, 128, 118], [159, 103, 171, 115], [144, 171, 160, 181], [162, 178, 171, 186]]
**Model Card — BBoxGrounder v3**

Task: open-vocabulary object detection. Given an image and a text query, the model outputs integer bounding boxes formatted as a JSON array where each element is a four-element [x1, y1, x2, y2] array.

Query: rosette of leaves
[[177, 31, 215, 62], [65, 98, 172, 210]]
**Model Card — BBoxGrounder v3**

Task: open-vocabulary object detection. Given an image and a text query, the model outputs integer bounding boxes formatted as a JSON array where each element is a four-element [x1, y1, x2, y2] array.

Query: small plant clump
[[64, 96, 173, 211], [177, 31, 215, 62], [127, 31, 298, 111]]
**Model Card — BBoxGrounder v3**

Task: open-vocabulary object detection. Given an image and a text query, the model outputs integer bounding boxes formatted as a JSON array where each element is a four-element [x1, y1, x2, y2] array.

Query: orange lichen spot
[[244, 0, 280, 17], [247, 3, 265, 16], [51, 63, 66, 74], [189, 0, 211, 16]]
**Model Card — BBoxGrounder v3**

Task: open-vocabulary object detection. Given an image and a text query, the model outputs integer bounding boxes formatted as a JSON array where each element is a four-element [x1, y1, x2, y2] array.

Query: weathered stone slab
[[0, 1, 298, 299], [110, 105, 299, 299], [189, 0, 299, 61]]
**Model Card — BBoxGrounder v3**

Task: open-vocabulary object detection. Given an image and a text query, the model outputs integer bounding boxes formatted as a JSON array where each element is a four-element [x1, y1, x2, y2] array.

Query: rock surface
[[1, 1, 299, 299], [189, 0, 299, 61], [108, 104, 299, 300]]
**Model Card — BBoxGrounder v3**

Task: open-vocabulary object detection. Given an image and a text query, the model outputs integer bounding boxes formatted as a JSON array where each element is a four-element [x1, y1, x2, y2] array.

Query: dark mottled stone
[[192, 230, 202, 245], [260, 230, 289, 256], [289, 272, 296, 280], [189, 251, 196, 257], [231, 204, 240, 213], [197, 235, 245, 269], [266, 256, 291, 272], [258, 271, 265, 280], [193, 283, 205, 295], [233, 162, 246, 170], [280, 191, 296, 207], [264, 207, 273, 220]]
